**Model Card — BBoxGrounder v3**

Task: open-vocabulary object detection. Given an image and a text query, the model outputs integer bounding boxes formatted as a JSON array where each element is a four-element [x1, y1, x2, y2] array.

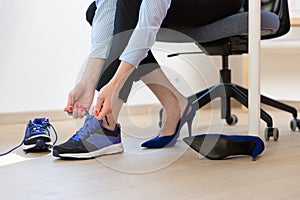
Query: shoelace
[[0, 119, 58, 156], [28, 121, 48, 135], [41, 120, 58, 145], [71, 111, 110, 142]]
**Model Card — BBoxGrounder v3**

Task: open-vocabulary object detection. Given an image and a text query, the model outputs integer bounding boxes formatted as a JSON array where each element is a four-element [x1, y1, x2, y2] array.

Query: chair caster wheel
[[290, 118, 300, 132], [226, 114, 238, 126], [264, 127, 279, 141]]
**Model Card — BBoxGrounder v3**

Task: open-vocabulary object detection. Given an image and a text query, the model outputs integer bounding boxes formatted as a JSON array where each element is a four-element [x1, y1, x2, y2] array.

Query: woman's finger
[[78, 105, 86, 118], [94, 96, 104, 118], [96, 100, 111, 120], [73, 104, 79, 119], [66, 91, 74, 115]]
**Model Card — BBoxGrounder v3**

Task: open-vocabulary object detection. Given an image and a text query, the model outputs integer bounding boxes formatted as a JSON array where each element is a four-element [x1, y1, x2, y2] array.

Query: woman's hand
[[65, 82, 95, 118], [93, 61, 136, 120], [64, 58, 105, 118], [93, 82, 115, 120]]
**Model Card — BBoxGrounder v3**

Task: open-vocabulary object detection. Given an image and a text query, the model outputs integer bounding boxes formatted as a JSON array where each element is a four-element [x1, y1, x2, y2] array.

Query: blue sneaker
[[52, 115, 123, 159], [23, 118, 57, 152], [0, 118, 57, 156]]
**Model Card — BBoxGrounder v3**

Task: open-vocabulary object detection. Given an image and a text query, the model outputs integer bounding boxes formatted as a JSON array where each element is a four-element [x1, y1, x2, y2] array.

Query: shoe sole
[[52, 143, 124, 159], [23, 140, 53, 152], [183, 134, 257, 160]]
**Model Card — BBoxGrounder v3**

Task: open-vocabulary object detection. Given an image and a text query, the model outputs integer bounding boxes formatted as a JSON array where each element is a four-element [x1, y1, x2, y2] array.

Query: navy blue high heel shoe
[[183, 134, 265, 161], [141, 101, 196, 148]]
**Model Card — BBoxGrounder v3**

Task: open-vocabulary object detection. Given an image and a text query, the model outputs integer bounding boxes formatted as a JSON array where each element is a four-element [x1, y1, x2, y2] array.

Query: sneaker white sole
[[25, 135, 51, 141], [23, 135, 52, 150], [23, 142, 53, 150], [54, 143, 124, 159]]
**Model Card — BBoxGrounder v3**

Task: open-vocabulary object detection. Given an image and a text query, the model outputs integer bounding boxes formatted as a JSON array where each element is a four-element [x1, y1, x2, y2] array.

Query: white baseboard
[[0, 110, 71, 126], [0, 105, 163, 126]]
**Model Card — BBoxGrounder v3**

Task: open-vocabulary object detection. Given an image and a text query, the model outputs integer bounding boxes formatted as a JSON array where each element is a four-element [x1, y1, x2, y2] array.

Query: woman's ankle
[[101, 116, 118, 131], [160, 98, 190, 136], [163, 96, 189, 117]]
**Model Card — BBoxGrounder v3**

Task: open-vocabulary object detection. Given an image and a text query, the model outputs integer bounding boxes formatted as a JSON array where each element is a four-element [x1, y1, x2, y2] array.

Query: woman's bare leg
[[140, 68, 189, 136]]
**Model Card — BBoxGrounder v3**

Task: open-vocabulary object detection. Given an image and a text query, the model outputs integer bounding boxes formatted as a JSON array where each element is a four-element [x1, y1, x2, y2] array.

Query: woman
[[53, 0, 245, 159]]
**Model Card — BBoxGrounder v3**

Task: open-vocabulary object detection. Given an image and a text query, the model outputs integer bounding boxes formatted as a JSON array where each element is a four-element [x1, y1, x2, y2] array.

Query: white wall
[[259, 1, 300, 101], [289, 0, 300, 18], [0, 0, 91, 113], [261, 27, 300, 101], [0, 0, 227, 113]]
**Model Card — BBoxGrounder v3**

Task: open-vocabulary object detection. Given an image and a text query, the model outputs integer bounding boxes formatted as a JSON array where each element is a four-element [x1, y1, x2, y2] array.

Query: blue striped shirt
[[90, 0, 171, 68]]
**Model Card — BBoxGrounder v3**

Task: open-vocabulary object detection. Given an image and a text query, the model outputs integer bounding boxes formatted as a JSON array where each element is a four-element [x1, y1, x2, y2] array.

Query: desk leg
[[248, 0, 261, 136], [242, 54, 248, 112]]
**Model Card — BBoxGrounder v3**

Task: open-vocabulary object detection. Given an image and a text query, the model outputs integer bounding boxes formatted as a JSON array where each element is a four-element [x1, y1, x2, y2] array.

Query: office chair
[[156, 0, 300, 141]]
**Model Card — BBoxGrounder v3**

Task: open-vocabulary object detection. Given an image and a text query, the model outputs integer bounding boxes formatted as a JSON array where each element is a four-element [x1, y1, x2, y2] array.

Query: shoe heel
[[35, 139, 47, 149], [187, 118, 193, 137], [185, 105, 196, 137], [251, 138, 265, 161]]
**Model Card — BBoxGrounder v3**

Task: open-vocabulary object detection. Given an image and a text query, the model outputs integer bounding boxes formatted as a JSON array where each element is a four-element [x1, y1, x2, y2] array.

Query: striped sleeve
[[119, 0, 172, 68], [89, 0, 117, 59]]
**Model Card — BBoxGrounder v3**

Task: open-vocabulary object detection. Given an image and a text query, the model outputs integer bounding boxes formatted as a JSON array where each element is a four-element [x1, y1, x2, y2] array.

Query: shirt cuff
[[119, 48, 149, 68]]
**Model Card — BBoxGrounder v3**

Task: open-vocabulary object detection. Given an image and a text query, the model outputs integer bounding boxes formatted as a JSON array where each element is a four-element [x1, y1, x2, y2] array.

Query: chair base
[[188, 82, 298, 128], [159, 55, 299, 141]]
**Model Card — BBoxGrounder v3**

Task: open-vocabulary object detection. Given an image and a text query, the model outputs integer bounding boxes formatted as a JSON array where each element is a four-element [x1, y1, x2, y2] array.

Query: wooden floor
[[1, 107, 300, 200]]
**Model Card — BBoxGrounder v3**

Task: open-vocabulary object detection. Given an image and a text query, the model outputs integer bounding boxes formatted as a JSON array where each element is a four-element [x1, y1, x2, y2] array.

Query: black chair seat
[[157, 11, 280, 43]]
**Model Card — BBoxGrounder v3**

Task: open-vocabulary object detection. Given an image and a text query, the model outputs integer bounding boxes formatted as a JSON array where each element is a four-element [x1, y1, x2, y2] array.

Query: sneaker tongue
[[71, 116, 103, 141], [86, 115, 103, 127], [33, 118, 46, 124]]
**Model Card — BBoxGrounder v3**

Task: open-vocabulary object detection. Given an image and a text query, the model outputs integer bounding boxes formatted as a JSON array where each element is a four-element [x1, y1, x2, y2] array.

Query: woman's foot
[[159, 98, 192, 137], [141, 100, 195, 148]]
